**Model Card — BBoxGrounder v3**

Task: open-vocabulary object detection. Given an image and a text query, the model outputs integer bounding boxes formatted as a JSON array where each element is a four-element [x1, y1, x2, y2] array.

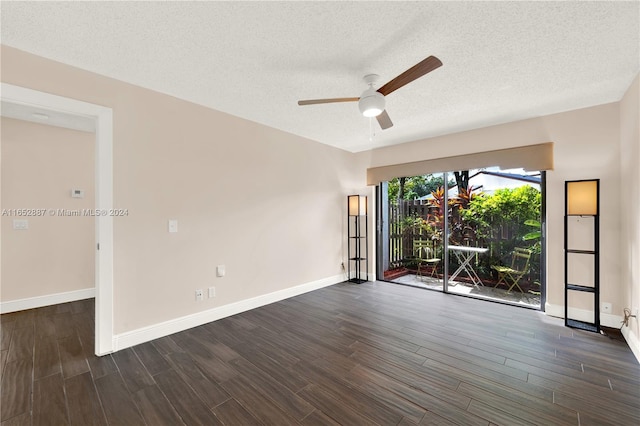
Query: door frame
[[1, 83, 114, 354], [375, 171, 546, 310]]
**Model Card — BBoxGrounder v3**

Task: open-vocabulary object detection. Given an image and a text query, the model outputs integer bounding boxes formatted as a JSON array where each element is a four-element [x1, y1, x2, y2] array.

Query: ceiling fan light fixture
[[358, 89, 385, 117]]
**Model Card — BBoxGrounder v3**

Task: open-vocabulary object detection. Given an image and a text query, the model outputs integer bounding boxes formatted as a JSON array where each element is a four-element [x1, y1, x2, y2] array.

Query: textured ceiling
[[1, 1, 638, 152]]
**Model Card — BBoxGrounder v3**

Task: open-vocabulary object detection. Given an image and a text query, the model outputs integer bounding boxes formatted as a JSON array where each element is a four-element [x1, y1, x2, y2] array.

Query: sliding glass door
[[377, 174, 448, 292], [378, 167, 544, 309]]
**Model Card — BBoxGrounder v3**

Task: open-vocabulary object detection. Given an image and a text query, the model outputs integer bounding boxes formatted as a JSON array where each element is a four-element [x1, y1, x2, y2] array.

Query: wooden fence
[[387, 199, 529, 272], [388, 200, 434, 268]]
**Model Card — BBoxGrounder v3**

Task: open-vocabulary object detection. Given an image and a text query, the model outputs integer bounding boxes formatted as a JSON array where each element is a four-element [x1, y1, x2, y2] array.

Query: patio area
[[391, 273, 541, 308]]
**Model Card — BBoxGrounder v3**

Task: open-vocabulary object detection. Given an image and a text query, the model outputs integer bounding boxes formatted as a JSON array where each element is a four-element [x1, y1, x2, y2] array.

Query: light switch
[[216, 265, 225, 277], [13, 219, 29, 230], [168, 220, 178, 233]]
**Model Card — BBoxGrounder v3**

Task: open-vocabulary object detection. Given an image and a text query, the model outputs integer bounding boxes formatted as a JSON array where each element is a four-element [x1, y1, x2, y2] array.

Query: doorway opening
[[1, 83, 114, 354], [377, 167, 545, 309]]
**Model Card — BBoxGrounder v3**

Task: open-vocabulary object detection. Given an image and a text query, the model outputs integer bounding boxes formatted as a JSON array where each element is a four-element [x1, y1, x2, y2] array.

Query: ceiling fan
[[298, 56, 442, 130]]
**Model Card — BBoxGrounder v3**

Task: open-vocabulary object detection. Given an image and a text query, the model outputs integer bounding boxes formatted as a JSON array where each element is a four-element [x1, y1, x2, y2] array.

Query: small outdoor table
[[448, 245, 489, 287]]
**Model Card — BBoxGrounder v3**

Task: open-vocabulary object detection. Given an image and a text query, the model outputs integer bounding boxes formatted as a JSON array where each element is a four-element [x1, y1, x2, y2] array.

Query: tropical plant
[[523, 219, 541, 240], [461, 185, 541, 242], [388, 175, 455, 203]]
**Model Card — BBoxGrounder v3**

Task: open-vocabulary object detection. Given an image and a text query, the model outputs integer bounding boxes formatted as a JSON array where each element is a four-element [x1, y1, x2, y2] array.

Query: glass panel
[[382, 173, 447, 291], [445, 167, 542, 308]]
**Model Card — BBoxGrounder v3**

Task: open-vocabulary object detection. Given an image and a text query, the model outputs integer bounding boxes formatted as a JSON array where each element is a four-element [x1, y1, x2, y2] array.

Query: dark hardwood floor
[[1, 281, 639, 425]]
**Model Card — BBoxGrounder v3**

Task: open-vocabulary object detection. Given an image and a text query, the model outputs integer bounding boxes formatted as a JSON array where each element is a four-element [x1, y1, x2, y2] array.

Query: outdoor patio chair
[[492, 247, 532, 292], [413, 240, 441, 280]]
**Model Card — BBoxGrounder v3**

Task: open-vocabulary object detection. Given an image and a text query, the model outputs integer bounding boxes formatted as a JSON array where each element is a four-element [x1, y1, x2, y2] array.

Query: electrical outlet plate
[[195, 289, 203, 301], [602, 302, 612, 313], [208, 287, 216, 298]]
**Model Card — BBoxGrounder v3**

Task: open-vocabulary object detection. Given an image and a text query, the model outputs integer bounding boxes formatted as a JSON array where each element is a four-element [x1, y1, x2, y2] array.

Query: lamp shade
[[567, 180, 598, 215], [348, 195, 367, 216]]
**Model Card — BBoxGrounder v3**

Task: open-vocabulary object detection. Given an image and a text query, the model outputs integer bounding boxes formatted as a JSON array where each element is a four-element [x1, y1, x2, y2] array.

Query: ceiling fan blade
[[376, 110, 393, 129], [298, 97, 359, 106], [377, 56, 443, 97]]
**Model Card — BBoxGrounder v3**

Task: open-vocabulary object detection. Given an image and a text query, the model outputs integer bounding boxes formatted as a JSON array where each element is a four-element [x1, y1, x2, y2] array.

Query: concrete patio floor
[[391, 273, 541, 308]]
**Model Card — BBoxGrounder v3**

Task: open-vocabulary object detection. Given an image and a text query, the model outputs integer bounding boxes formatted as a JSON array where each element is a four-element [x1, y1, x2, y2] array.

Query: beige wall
[[1, 45, 364, 334], [357, 101, 624, 316], [1, 117, 95, 301], [619, 74, 640, 350]]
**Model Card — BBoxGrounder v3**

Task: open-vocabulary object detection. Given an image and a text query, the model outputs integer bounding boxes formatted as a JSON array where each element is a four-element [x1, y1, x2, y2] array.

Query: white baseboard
[[621, 325, 640, 363], [545, 302, 640, 362], [545, 302, 623, 329], [0, 287, 95, 314], [113, 274, 344, 352]]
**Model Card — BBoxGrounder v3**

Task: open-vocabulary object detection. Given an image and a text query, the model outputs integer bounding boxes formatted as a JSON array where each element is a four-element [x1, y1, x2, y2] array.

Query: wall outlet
[[208, 287, 216, 298], [602, 302, 612, 314], [195, 289, 203, 301]]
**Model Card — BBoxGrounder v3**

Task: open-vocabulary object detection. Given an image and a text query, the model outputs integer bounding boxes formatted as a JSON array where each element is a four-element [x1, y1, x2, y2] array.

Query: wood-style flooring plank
[[297, 384, 378, 426], [201, 318, 245, 348], [0, 358, 33, 422], [34, 335, 61, 380], [65, 372, 108, 426], [419, 411, 458, 425], [456, 380, 576, 425], [300, 409, 342, 426], [32, 373, 68, 425], [528, 373, 640, 425], [164, 351, 230, 408], [154, 369, 223, 425], [132, 341, 171, 376], [230, 357, 315, 420], [111, 347, 155, 393], [150, 335, 183, 355], [521, 362, 640, 411], [0, 412, 31, 426], [185, 326, 241, 362], [220, 374, 300, 425], [133, 385, 186, 426], [349, 346, 462, 397], [1, 327, 12, 352], [0, 350, 7, 379], [458, 382, 577, 426], [70, 310, 117, 380], [212, 398, 262, 426], [170, 332, 238, 383], [4, 311, 35, 331], [52, 312, 76, 339], [466, 399, 535, 426], [86, 353, 117, 381], [417, 344, 529, 381], [94, 372, 145, 426], [58, 334, 89, 379], [6, 325, 34, 363], [34, 314, 58, 339], [292, 359, 403, 425], [232, 342, 310, 392], [340, 363, 427, 424]]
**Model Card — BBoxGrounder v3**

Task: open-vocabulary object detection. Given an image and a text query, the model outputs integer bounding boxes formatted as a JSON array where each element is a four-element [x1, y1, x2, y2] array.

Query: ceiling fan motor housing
[[359, 88, 385, 117]]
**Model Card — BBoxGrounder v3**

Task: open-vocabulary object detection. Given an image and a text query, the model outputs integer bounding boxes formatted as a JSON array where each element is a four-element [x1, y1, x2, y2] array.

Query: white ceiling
[[1, 1, 638, 152]]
